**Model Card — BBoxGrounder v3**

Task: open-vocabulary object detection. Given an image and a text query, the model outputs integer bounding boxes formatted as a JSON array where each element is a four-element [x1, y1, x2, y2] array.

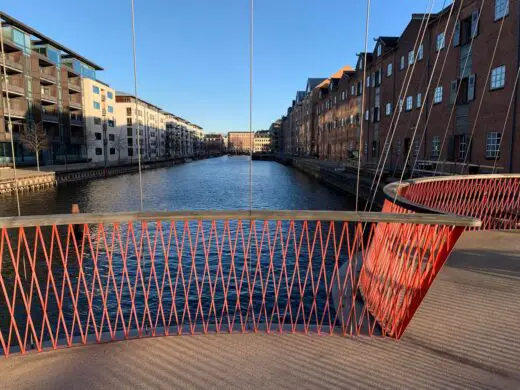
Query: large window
[[436, 32, 445, 51], [406, 96, 413, 111], [486, 132, 502, 158], [490, 65, 506, 90], [386, 102, 392, 116], [431, 136, 440, 158], [108, 105, 114, 113], [434, 86, 443, 104], [495, 0, 509, 20], [93, 101, 101, 110], [93, 86, 100, 94], [408, 50, 414, 66], [387, 63, 393, 77]]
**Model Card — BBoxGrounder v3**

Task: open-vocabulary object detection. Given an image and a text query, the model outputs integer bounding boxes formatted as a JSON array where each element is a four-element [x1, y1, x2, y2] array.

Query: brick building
[[278, 0, 520, 173]]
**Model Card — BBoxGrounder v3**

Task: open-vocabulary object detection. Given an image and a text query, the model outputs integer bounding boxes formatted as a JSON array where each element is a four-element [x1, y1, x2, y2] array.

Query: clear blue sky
[[4, 0, 446, 133]]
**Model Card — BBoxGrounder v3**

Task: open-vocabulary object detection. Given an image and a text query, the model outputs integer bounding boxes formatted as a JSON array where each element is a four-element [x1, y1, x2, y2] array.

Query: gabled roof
[[331, 65, 353, 79], [306, 78, 326, 92]]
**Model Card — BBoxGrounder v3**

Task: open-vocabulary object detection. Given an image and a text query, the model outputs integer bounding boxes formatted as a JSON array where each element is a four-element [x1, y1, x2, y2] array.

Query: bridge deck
[[1, 230, 519, 389]]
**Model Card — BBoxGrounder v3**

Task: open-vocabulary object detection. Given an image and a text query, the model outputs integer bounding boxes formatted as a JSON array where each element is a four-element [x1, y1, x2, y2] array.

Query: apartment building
[[115, 92, 166, 161], [82, 78, 118, 164], [228, 131, 253, 153], [279, 0, 520, 173], [204, 133, 225, 154], [253, 131, 271, 152], [0, 11, 102, 166]]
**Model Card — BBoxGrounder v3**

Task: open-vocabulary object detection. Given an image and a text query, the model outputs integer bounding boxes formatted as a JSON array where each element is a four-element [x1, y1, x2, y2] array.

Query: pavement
[[1, 230, 519, 389]]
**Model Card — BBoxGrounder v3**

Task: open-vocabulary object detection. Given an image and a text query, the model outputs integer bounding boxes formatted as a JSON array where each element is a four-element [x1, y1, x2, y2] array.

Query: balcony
[[0, 55, 23, 74], [42, 110, 59, 123], [2, 98, 27, 118], [40, 87, 57, 104], [1, 78, 25, 96], [68, 78, 82, 92], [69, 99, 82, 110], [39, 68, 57, 85], [70, 115, 84, 127]]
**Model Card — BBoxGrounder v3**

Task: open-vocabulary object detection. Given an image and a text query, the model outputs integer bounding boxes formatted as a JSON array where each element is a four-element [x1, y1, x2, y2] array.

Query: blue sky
[[4, 1, 446, 133]]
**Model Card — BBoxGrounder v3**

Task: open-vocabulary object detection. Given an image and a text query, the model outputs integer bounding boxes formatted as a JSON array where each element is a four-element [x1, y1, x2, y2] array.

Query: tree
[[112, 132, 127, 164], [19, 122, 48, 171]]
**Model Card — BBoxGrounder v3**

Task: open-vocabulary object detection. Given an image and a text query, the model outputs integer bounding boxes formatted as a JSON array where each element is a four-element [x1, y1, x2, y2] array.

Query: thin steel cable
[[460, 9, 507, 174], [249, 0, 254, 213], [432, 0, 486, 177], [356, 0, 371, 212], [131, 0, 144, 211], [364, 2, 435, 212], [364, 1, 435, 212], [0, 23, 21, 217], [492, 64, 520, 173], [410, 0, 461, 178], [394, 1, 460, 200]]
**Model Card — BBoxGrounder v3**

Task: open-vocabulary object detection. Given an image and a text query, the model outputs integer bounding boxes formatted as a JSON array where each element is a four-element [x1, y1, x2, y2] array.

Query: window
[[431, 136, 440, 158], [128, 138, 133, 146], [486, 132, 502, 158], [351, 85, 355, 96], [417, 93, 422, 108], [127, 127, 133, 136], [458, 135, 467, 160], [128, 149, 134, 157], [93, 101, 100, 110], [110, 148, 115, 155], [365, 110, 369, 121], [495, 0, 509, 21], [109, 134, 115, 141], [434, 86, 443, 104], [436, 33, 445, 51], [418, 44, 424, 61], [408, 50, 414, 66], [107, 91, 113, 99], [94, 117, 102, 125], [127, 118, 132, 126], [126, 107, 132, 116], [108, 105, 114, 113], [377, 44, 382, 57], [95, 148, 102, 155], [93, 86, 100, 94], [108, 120, 115, 127], [399, 98, 403, 112], [400, 56, 405, 70], [386, 102, 392, 116], [490, 65, 505, 90], [366, 76, 371, 88], [405, 96, 413, 111], [95, 132, 102, 140], [387, 63, 393, 77]]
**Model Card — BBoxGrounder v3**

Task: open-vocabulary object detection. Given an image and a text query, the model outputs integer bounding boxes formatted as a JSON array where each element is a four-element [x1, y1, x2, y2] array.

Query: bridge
[[0, 174, 518, 388]]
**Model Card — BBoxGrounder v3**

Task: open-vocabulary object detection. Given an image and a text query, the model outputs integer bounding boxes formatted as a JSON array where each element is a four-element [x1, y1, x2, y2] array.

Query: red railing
[[385, 174, 520, 230], [0, 210, 477, 356]]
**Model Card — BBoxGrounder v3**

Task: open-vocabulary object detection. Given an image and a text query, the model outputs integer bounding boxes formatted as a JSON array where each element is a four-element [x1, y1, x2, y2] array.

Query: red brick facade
[[276, 0, 520, 173]]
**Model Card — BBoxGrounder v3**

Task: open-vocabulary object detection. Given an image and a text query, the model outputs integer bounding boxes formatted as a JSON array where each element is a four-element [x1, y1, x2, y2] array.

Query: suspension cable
[[130, 0, 144, 211], [394, 2, 461, 202], [460, 8, 506, 174], [0, 22, 21, 217], [431, 0, 486, 177], [355, 0, 371, 212], [410, 0, 463, 178], [493, 64, 520, 173], [364, 1, 435, 212]]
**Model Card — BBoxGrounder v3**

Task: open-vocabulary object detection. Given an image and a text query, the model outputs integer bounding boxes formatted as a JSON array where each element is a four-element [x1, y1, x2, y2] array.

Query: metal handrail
[[0, 209, 481, 228]]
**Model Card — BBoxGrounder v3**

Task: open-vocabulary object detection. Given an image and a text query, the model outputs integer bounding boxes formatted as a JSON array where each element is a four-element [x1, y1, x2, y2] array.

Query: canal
[[0, 156, 354, 216], [1, 157, 368, 348]]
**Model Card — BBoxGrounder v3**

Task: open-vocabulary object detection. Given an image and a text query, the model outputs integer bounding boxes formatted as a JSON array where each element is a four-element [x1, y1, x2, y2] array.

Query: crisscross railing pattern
[[393, 175, 520, 230], [0, 211, 476, 356]]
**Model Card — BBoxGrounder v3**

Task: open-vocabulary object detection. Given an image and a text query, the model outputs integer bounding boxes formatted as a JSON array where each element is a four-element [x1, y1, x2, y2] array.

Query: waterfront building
[[279, 0, 520, 173], [0, 11, 102, 166], [82, 78, 118, 164], [204, 133, 225, 154], [253, 130, 271, 153], [228, 131, 253, 153]]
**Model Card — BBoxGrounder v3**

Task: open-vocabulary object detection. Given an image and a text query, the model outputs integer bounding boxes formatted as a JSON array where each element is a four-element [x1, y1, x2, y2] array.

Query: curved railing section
[[383, 174, 520, 230], [0, 210, 478, 356]]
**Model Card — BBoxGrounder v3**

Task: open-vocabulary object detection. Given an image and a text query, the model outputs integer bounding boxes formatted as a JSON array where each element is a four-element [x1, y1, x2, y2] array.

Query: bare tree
[[18, 122, 48, 171], [112, 133, 127, 164]]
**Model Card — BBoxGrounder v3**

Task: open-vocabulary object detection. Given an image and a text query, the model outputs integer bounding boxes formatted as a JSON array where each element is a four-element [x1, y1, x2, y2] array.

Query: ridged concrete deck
[[1, 230, 519, 389]]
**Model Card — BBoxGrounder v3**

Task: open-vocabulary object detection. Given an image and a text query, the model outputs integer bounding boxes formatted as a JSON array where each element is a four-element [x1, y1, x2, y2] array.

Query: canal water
[[0, 156, 354, 216], [1, 157, 369, 347]]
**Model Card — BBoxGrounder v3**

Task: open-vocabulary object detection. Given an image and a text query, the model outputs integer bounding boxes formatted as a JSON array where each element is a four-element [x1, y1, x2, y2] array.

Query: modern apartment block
[[278, 0, 520, 173], [0, 11, 102, 165], [115, 92, 166, 161], [82, 78, 119, 164]]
